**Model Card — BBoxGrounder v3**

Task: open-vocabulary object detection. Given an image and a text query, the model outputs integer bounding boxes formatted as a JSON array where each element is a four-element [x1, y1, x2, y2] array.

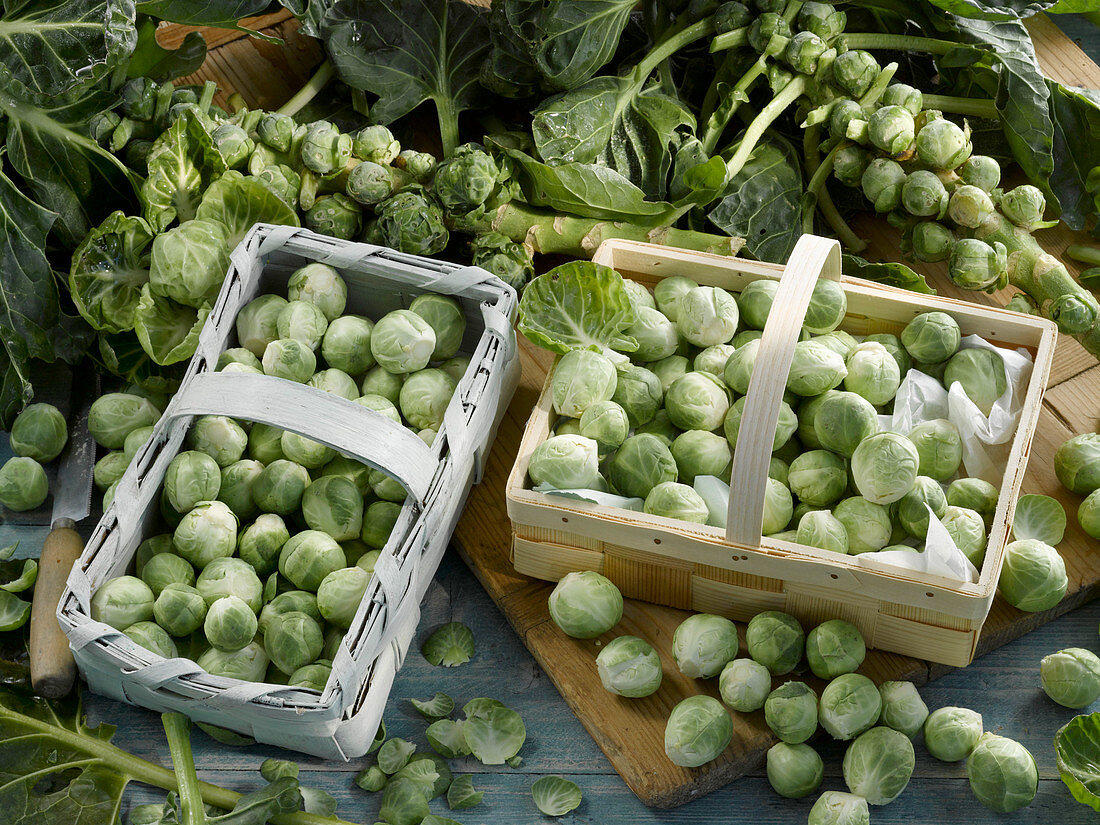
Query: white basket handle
[[725, 235, 843, 545], [163, 371, 436, 507]]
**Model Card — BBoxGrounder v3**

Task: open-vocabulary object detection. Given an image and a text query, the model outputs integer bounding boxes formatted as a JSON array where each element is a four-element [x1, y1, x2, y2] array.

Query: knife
[[29, 369, 98, 698]]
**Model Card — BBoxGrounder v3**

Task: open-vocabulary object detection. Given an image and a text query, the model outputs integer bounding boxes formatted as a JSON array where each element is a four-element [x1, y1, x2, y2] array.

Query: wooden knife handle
[[30, 525, 83, 698]]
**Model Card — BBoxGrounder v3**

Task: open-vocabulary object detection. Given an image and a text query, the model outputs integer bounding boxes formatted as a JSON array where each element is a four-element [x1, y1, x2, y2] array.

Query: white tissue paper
[[857, 503, 980, 583], [532, 482, 644, 511]]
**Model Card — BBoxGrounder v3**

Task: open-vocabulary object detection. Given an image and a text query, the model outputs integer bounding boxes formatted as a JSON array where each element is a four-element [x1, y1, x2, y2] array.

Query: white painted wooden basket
[[59, 225, 519, 759], [508, 237, 1057, 667]]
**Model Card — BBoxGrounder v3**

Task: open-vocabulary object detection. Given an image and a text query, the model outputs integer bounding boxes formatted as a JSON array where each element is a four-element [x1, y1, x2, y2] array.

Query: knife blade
[[29, 368, 98, 698]]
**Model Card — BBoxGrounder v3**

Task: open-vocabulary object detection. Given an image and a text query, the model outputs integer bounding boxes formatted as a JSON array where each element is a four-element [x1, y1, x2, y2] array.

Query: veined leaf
[[1055, 712, 1100, 811], [134, 0, 270, 26], [126, 16, 207, 81], [916, 0, 1058, 19], [195, 173, 300, 250], [142, 108, 226, 232], [133, 285, 210, 366], [531, 775, 582, 816], [69, 211, 153, 335], [842, 254, 935, 294], [1047, 81, 1100, 233]]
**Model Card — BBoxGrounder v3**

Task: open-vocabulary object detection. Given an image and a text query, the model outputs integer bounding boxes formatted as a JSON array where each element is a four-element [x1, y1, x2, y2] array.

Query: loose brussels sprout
[[897, 476, 948, 539], [843, 726, 914, 805], [942, 505, 988, 567], [550, 350, 617, 419], [277, 301, 329, 351], [724, 396, 796, 452], [833, 144, 870, 188], [302, 476, 364, 541], [868, 105, 915, 156], [627, 306, 679, 362], [769, 456, 790, 487], [548, 571, 622, 639], [362, 501, 402, 549], [290, 661, 333, 692], [843, 342, 900, 406], [805, 619, 865, 679], [819, 673, 882, 741], [123, 621, 178, 659], [596, 635, 662, 697], [1055, 432, 1100, 495], [797, 510, 849, 554], [832, 50, 879, 98], [217, 348, 262, 373], [370, 309, 437, 375], [861, 159, 906, 213], [787, 450, 847, 509], [194, 557, 263, 613], [1078, 488, 1100, 539], [966, 733, 1037, 813], [907, 419, 963, 482], [10, 403, 67, 462], [693, 344, 735, 378], [172, 500, 237, 569], [253, 459, 311, 515], [317, 565, 370, 628], [376, 189, 450, 255], [197, 640, 269, 682], [722, 339, 759, 395], [399, 368, 456, 430], [264, 610, 324, 674], [671, 430, 731, 484], [410, 293, 465, 362], [236, 295, 287, 358], [608, 364, 662, 428], [237, 513, 290, 576], [140, 553, 195, 597], [813, 391, 878, 460], [91, 576, 155, 630], [369, 468, 406, 502], [808, 791, 870, 825], [320, 316, 374, 376], [308, 368, 359, 401], [259, 590, 322, 633], [279, 530, 347, 592], [924, 706, 983, 761], [280, 431, 335, 469], [204, 594, 258, 652], [88, 393, 161, 450], [94, 451, 130, 492], [0, 456, 48, 511], [468, 231, 534, 291], [945, 348, 1007, 417], [135, 534, 173, 576], [355, 394, 402, 426], [767, 742, 823, 799], [187, 416, 248, 468], [803, 279, 847, 335], [676, 286, 738, 347], [998, 538, 1067, 612], [148, 219, 230, 309], [351, 124, 400, 164], [788, 340, 848, 397], [762, 477, 794, 535], [665, 695, 733, 767], [247, 423, 285, 465], [212, 123, 254, 168], [635, 410, 682, 448], [746, 611, 804, 675], [529, 434, 600, 490], [321, 455, 373, 497], [902, 312, 961, 365], [949, 238, 1008, 292], [765, 681, 818, 744], [737, 280, 778, 330], [164, 450, 222, 515], [608, 434, 678, 499], [262, 338, 317, 383], [875, 681, 929, 739], [577, 401, 629, 452], [834, 496, 892, 554], [671, 613, 739, 678], [1040, 648, 1100, 708], [851, 432, 919, 505], [301, 121, 352, 175], [653, 276, 698, 323], [718, 658, 772, 713], [284, 265, 346, 325], [438, 356, 470, 386], [946, 477, 998, 526]]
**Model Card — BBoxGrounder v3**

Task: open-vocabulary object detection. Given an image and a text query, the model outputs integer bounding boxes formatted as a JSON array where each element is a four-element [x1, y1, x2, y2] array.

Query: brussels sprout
[[432, 147, 503, 214], [262, 338, 317, 383], [346, 161, 402, 206], [1005, 291, 1039, 315], [716, 659, 771, 716], [578, 401, 629, 452], [280, 269, 345, 329], [946, 477, 998, 526], [796, 391, 835, 449], [861, 159, 906, 213], [671, 613, 739, 678], [693, 345, 734, 378], [747, 12, 792, 52], [279, 530, 347, 592], [769, 456, 790, 487], [88, 393, 161, 450], [306, 369, 359, 401], [746, 611, 804, 675], [924, 706, 983, 762], [438, 356, 470, 387], [91, 576, 155, 630], [318, 315, 374, 376], [258, 590, 322, 633], [966, 733, 1037, 813], [1040, 648, 1100, 708], [786, 452, 846, 510], [369, 468, 406, 502], [148, 219, 230, 309], [901, 311, 960, 364], [722, 338, 759, 395], [904, 419, 962, 482], [832, 50, 878, 97], [915, 118, 971, 171], [300, 476, 364, 541], [194, 557, 263, 613], [140, 553, 195, 597], [814, 330, 859, 359], [788, 340, 848, 397], [801, 279, 847, 335], [653, 277, 698, 323], [998, 538, 1067, 611], [842, 342, 900, 406], [362, 501, 402, 550], [548, 570, 622, 639], [528, 434, 600, 490], [724, 396, 796, 452], [868, 105, 915, 156], [675, 286, 739, 347], [910, 221, 955, 263], [264, 610, 324, 675], [828, 100, 866, 144], [376, 189, 449, 255], [877, 681, 929, 738], [785, 30, 827, 74], [408, 295, 464, 363], [277, 301, 329, 352], [944, 347, 1007, 417], [203, 594, 258, 652], [942, 505, 988, 567], [351, 124, 400, 164], [372, 310, 440, 376], [948, 237, 1008, 292], [197, 640, 268, 682], [550, 351, 618, 421], [1079, 488, 1100, 539], [843, 726, 914, 805], [767, 741, 823, 799], [0, 456, 48, 512], [172, 500, 237, 569], [92, 450, 128, 494], [663, 372, 728, 432], [850, 433, 919, 505], [612, 365, 664, 428], [760, 477, 794, 535], [186, 415, 247, 469], [626, 306, 679, 362], [135, 534, 173, 576], [715, 0, 751, 32], [469, 231, 534, 291], [10, 403, 67, 462], [256, 112, 294, 152], [211, 123, 254, 169], [796, 510, 849, 554], [320, 456, 372, 498], [737, 280, 777, 330], [217, 349, 262, 375], [808, 791, 870, 825], [280, 431, 335, 469], [999, 184, 1048, 230], [671, 430, 731, 484], [301, 121, 352, 175], [163, 450, 221, 515], [317, 565, 370, 629], [819, 673, 882, 741], [880, 83, 922, 115], [236, 294, 288, 358], [361, 369, 405, 409], [834, 496, 892, 554], [947, 184, 995, 230], [608, 434, 678, 499], [290, 661, 333, 692], [122, 620, 178, 659], [833, 145, 870, 188], [394, 149, 436, 183], [900, 170, 949, 220], [1055, 432, 1100, 495], [665, 695, 733, 767], [399, 369, 456, 430], [959, 154, 1001, 192], [897, 476, 948, 538], [806, 619, 865, 679], [253, 459, 311, 515], [635, 410, 682, 447], [354, 394, 402, 426], [596, 635, 662, 697], [798, 0, 845, 38], [246, 423, 285, 465], [765, 681, 818, 744], [237, 513, 290, 577]]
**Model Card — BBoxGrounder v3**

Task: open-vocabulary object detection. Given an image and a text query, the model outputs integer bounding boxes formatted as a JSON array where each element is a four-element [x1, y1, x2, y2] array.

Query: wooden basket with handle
[[506, 236, 1058, 667]]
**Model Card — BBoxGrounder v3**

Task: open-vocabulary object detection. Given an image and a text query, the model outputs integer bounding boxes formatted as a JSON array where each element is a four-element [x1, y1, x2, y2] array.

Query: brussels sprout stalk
[[276, 59, 335, 118]]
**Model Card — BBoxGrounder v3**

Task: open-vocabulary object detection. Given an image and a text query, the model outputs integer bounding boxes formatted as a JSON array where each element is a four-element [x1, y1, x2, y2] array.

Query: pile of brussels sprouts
[[524, 266, 1068, 612], [86, 261, 472, 691], [547, 570, 1042, 817]]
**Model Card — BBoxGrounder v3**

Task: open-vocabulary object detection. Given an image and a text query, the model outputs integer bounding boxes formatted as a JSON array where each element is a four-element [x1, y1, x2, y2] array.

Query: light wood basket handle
[[725, 235, 843, 546]]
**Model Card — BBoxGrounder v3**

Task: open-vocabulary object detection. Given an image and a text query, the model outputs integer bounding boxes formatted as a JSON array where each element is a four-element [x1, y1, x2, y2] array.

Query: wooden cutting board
[[452, 16, 1100, 808]]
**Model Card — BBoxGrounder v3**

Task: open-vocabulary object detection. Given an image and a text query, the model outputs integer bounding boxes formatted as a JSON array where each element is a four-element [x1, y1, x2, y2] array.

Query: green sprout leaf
[[133, 286, 210, 366], [378, 776, 430, 825], [195, 173, 300, 250], [446, 774, 483, 810], [393, 753, 451, 800], [421, 816, 464, 825], [0, 559, 37, 593], [462, 704, 526, 765], [842, 254, 935, 294], [1055, 711, 1100, 811], [410, 692, 455, 719], [377, 737, 416, 775], [1012, 494, 1067, 544], [426, 719, 470, 759], [506, 755, 523, 768], [69, 210, 154, 335], [422, 622, 475, 667], [531, 775, 583, 816], [142, 108, 227, 232], [0, 591, 30, 631]]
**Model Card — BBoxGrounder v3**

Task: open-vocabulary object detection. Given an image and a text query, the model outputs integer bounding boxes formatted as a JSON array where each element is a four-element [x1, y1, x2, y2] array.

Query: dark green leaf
[[95, 330, 186, 398], [135, 0, 270, 26], [277, 0, 332, 38], [69, 211, 153, 335], [1047, 82, 1100, 234], [126, 17, 207, 82], [708, 137, 802, 263], [842, 254, 935, 294], [915, 0, 1056, 20]]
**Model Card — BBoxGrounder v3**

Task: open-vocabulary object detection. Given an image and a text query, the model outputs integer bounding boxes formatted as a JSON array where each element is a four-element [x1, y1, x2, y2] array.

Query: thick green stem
[[921, 94, 998, 120], [198, 81, 217, 118], [725, 75, 808, 180], [436, 95, 460, 158], [276, 59, 334, 117], [701, 58, 769, 154], [710, 28, 748, 53], [701, 50, 743, 125], [1067, 244, 1100, 267], [163, 713, 205, 825], [802, 126, 867, 251], [841, 32, 960, 55], [475, 201, 744, 258], [638, 17, 716, 78]]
